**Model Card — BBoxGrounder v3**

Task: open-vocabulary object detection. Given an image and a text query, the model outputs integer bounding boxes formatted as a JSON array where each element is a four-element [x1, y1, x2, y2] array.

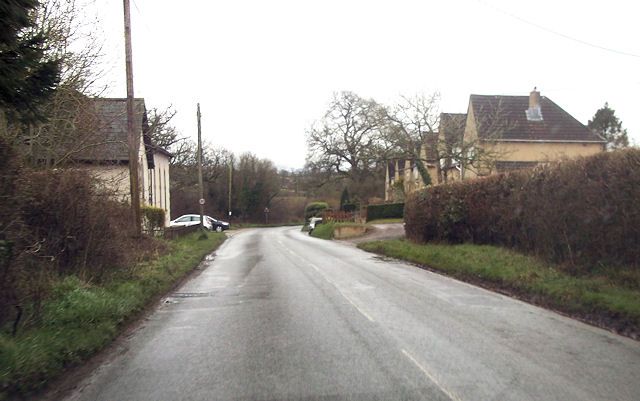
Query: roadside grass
[[366, 218, 404, 224], [0, 232, 225, 399], [310, 222, 370, 240], [309, 222, 336, 239], [358, 239, 640, 337]]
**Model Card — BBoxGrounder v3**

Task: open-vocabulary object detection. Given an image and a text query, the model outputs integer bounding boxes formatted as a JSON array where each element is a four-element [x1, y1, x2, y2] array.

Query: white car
[[169, 214, 213, 230]]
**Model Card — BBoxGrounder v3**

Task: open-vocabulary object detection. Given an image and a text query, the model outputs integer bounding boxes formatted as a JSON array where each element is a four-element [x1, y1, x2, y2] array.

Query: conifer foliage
[[0, 0, 60, 122]]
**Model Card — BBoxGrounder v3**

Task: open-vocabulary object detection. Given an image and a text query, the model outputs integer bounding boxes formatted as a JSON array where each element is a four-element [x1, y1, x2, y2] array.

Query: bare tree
[[457, 98, 516, 179], [384, 94, 515, 185], [31, 0, 105, 94], [383, 93, 441, 186], [12, 0, 109, 165], [306, 91, 387, 183]]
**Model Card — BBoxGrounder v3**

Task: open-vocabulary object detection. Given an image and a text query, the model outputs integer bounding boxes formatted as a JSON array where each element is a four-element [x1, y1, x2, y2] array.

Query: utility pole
[[123, 0, 141, 236], [197, 103, 204, 230], [228, 159, 232, 219]]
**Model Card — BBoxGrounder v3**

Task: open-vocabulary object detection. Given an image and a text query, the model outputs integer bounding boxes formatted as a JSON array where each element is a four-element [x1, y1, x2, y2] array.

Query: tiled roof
[[440, 112, 466, 146], [469, 95, 605, 142]]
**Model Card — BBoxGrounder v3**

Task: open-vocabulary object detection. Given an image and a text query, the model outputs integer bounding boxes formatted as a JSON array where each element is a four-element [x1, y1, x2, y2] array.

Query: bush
[[0, 159, 161, 333], [309, 222, 335, 239], [405, 149, 640, 270], [366, 202, 404, 222], [142, 206, 165, 233], [304, 201, 329, 219], [341, 203, 357, 213]]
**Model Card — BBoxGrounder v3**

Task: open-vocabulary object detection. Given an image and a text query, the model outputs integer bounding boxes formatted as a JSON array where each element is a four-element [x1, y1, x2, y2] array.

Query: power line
[[475, 0, 640, 58]]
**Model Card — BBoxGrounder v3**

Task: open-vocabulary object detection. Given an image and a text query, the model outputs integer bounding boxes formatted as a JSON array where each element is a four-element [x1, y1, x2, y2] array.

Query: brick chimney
[[526, 87, 543, 121], [529, 87, 540, 109]]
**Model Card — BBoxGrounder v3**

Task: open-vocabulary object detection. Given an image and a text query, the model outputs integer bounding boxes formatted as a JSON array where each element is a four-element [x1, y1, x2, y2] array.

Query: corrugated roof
[[469, 95, 605, 142]]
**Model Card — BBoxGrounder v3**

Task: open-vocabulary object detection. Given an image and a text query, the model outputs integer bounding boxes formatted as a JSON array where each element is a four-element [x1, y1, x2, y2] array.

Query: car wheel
[[215, 226, 223, 233]]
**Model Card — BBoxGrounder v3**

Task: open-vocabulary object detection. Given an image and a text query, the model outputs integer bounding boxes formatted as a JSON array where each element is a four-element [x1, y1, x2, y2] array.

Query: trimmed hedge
[[142, 206, 165, 232], [405, 149, 640, 269], [366, 203, 404, 222], [304, 202, 329, 219]]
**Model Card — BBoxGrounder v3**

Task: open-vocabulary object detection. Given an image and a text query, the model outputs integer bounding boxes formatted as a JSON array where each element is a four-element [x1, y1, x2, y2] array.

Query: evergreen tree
[[340, 187, 350, 211], [0, 0, 61, 123], [588, 103, 629, 150]]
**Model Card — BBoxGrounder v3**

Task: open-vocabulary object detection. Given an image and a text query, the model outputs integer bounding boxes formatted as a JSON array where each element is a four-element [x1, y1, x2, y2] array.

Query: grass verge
[[0, 232, 226, 399], [358, 239, 640, 339], [366, 218, 404, 224], [310, 222, 370, 240]]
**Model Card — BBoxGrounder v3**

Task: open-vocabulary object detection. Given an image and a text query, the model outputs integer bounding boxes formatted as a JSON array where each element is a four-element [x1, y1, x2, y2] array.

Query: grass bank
[[0, 232, 226, 399], [366, 218, 404, 224], [310, 222, 370, 240], [358, 239, 640, 338]]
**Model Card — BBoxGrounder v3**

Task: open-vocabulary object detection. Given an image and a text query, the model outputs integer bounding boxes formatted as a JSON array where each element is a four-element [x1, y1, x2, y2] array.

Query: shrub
[[366, 202, 404, 222], [304, 201, 329, 220], [0, 161, 161, 333], [405, 149, 640, 270], [142, 206, 165, 233], [309, 222, 335, 240], [341, 203, 357, 213]]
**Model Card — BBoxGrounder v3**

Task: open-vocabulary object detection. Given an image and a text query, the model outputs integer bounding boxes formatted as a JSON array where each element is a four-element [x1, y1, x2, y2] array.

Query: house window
[[158, 168, 162, 210], [148, 170, 153, 204]]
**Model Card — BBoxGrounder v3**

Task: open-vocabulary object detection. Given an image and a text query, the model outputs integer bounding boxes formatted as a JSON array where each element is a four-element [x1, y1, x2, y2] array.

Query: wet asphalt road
[[65, 227, 640, 401]]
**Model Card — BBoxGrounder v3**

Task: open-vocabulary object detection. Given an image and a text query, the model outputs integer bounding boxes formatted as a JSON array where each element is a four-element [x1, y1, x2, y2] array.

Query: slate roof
[[440, 113, 466, 146], [72, 98, 172, 167], [469, 95, 605, 142]]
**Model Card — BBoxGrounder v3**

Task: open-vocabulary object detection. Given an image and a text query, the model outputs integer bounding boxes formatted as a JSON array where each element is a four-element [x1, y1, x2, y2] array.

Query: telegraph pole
[[123, 0, 141, 236], [197, 103, 204, 230], [228, 159, 232, 219]]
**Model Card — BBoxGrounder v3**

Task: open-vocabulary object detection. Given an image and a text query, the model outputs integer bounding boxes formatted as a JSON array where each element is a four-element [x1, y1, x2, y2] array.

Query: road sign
[[199, 198, 205, 205]]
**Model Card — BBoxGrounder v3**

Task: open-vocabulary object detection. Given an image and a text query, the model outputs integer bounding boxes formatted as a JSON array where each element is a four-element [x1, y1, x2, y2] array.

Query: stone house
[[462, 88, 605, 178], [72, 98, 172, 226], [385, 89, 605, 201]]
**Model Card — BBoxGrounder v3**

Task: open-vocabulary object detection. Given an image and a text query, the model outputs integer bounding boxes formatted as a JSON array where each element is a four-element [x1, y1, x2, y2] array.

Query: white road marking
[[401, 349, 462, 401]]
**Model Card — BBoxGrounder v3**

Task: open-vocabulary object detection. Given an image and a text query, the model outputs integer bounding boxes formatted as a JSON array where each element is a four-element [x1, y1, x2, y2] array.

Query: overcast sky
[[90, 0, 640, 169]]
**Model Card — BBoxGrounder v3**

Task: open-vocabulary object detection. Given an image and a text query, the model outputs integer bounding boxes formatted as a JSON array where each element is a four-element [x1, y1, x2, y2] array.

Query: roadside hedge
[[405, 149, 640, 269], [366, 203, 404, 222], [304, 202, 329, 219], [142, 206, 165, 233]]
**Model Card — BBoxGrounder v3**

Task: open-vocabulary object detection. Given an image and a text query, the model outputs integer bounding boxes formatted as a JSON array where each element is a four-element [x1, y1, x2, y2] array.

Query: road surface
[[65, 227, 640, 401]]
